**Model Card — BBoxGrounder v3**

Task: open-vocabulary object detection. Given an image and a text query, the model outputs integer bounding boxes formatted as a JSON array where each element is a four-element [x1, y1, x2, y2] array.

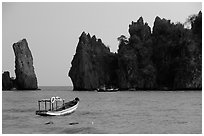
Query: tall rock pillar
[[13, 39, 38, 90]]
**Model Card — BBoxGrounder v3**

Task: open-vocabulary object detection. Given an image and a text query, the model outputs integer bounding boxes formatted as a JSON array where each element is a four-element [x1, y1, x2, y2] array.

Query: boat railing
[[37, 97, 65, 112]]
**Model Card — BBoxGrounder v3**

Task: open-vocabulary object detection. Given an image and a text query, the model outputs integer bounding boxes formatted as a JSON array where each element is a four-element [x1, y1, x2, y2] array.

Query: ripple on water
[[61, 126, 106, 134]]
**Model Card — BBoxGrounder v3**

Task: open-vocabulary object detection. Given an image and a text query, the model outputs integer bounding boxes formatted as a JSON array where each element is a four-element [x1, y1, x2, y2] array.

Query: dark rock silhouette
[[117, 17, 156, 90], [69, 11, 201, 91], [152, 13, 202, 90], [2, 71, 13, 90], [69, 32, 118, 90], [12, 39, 38, 90], [129, 17, 151, 41]]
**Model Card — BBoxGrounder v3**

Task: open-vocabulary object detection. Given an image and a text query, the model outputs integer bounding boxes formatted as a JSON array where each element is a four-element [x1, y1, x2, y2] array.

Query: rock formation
[[69, 11, 201, 91], [2, 71, 13, 90], [12, 39, 38, 90], [117, 17, 157, 90], [69, 32, 118, 90], [152, 14, 202, 90]]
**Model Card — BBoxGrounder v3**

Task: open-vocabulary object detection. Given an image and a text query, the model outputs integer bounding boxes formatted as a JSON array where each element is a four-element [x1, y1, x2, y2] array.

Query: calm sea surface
[[2, 86, 202, 134]]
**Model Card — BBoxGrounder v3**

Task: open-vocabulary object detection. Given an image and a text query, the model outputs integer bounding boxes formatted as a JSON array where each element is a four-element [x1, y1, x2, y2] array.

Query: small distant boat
[[97, 85, 119, 92], [129, 88, 136, 91], [36, 97, 80, 116]]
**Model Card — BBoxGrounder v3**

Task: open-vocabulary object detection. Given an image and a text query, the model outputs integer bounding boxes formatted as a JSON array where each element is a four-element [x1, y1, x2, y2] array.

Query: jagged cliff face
[[69, 32, 118, 90], [69, 12, 201, 91], [152, 15, 202, 89], [118, 17, 156, 89], [152, 16, 179, 89], [13, 39, 38, 90]]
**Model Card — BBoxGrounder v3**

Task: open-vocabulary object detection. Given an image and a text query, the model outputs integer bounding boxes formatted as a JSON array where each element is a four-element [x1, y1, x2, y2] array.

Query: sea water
[[2, 86, 202, 134]]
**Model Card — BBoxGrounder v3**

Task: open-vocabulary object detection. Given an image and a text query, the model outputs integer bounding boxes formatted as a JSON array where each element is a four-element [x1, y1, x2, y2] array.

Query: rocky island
[[69, 11, 202, 91], [2, 39, 38, 90], [69, 32, 118, 90]]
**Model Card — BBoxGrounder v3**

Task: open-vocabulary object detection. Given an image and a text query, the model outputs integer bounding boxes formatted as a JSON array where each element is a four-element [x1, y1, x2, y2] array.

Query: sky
[[2, 2, 202, 86]]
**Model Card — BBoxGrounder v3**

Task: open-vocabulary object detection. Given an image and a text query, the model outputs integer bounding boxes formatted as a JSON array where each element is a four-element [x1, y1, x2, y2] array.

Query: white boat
[[36, 97, 80, 116]]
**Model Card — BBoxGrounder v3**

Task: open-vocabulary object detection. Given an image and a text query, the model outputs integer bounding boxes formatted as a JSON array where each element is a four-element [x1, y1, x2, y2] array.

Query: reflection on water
[[2, 87, 202, 134]]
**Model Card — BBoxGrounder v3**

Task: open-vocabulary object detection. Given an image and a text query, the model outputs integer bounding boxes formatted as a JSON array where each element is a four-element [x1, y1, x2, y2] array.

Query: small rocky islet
[[3, 11, 202, 91]]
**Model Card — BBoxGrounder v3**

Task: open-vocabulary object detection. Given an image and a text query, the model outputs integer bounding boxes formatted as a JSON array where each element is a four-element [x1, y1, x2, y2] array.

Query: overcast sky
[[2, 2, 201, 86]]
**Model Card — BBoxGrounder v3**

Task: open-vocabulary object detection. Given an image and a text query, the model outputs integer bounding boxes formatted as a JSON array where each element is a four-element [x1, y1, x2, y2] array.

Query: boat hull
[[97, 89, 118, 92], [36, 102, 79, 116]]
